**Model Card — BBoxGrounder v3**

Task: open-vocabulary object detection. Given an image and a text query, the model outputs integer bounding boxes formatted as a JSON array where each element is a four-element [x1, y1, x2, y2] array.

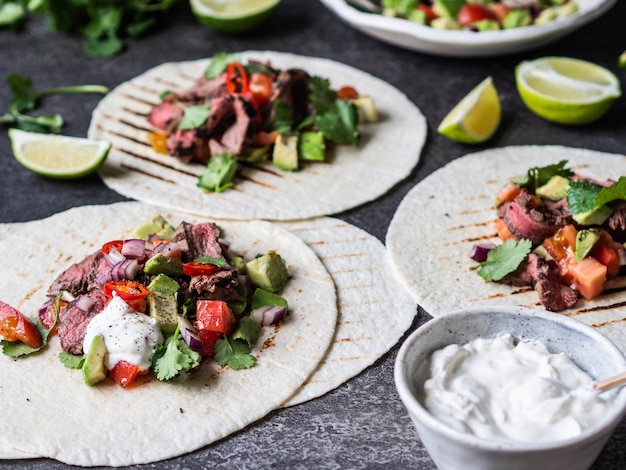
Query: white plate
[[320, 0, 616, 57]]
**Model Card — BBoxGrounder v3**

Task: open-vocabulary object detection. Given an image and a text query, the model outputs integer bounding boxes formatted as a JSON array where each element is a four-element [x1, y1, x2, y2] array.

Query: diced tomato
[[494, 218, 516, 242], [570, 257, 607, 300], [496, 183, 521, 204], [182, 261, 221, 277], [103, 281, 150, 302], [542, 235, 569, 264], [110, 360, 141, 388], [253, 130, 279, 146], [249, 72, 274, 107], [417, 4, 438, 22], [197, 330, 222, 357], [591, 240, 621, 277], [337, 86, 359, 100], [457, 3, 498, 26], [0, 300, 43, 349], [554, 225, 578, 253], [102, 240, 123, 255], [490, 3, 510, 22], [195, 300, 234, 335]]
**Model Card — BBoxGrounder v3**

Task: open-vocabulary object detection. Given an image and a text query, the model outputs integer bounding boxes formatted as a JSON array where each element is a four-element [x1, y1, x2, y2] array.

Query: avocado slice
[[575, 228, 601, 261], [144, 253, 184, 277], [273, 132, 299, 171], [133, 214, 175, 241], [536, 175, 570, 201], [147, 274, 180, 335], [82, 335, 107, 386], [298, 132, 325, 162], [245, 251, 289, 293], [572, 205, 613, 226]]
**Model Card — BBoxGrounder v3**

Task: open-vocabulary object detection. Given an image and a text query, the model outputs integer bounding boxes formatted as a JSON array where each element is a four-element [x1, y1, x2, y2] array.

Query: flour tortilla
[[0, 203, 338, 467], [386, 145, 626, 354], [88, 50, 426, 220]]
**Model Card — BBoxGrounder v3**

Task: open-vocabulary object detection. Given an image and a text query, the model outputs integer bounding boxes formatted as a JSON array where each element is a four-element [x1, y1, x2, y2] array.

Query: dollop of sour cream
[[421, 334, 609, 443], [83, 294, 163, 371]]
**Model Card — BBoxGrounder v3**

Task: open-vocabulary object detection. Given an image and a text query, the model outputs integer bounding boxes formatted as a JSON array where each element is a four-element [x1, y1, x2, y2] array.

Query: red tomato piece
[[591, 240, 621, 277], [182, 261, 221, 277], [457, 3, 497, 27], [197, 330, 222, 357], [110, 360, 141, 388], [195, 300, 234, 335], [103, 281, 150, 302], [0, 300, 43, 349], [249, 72, 274, 107], [418, 4, 438, 22], [337, 85, 359, 100]]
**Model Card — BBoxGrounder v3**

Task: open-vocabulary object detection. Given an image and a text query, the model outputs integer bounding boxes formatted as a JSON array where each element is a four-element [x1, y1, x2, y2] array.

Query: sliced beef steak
[[497, 189, 571, 245], [58, 288, 110, 354], [174, 221, 225, 262], [501, 253, 578, 312], [48, 251, 111, 298]]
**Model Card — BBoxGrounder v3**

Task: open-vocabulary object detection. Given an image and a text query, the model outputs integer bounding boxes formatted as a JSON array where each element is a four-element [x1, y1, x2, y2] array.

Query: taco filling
[[2, 215, 292, 388], [472, 160, 626, 312], [147, 52, 377, 192]]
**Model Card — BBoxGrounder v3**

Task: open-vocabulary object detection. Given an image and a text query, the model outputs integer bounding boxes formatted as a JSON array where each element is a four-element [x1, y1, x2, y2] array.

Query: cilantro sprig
[[152, 324, 201, 381], [214, 317, 260, 371], [1, 73, 108, 133], [309, 76, 359, 146], [515, 160, 574, 194], [567, 176, 626, 216], [473, 239, 532, 281]]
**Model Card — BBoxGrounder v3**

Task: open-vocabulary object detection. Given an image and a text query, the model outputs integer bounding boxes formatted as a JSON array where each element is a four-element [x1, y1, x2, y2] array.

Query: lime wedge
[[9, 128, 111, 179], [437, 76, 501, 144], [515, 56, 621, 125], [189, 0, 281, 33]]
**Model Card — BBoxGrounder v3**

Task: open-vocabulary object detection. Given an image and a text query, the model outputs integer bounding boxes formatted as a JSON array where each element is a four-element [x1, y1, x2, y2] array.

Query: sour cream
[[421, 334, 609, 443], [83, 294, 163, 371]]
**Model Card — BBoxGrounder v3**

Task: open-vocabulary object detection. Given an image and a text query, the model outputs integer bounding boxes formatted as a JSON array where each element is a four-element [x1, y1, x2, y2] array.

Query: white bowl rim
[[394, 305, 626, 452], [320, 0, 617, 55]]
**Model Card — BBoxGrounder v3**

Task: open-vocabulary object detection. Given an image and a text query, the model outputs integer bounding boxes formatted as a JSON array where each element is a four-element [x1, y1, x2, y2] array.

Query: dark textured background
[[1, 1, 625, 468]]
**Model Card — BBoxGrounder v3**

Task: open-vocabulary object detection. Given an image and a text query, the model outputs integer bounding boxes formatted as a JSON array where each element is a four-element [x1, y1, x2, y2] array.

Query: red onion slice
[[470, 243, 495, 263], [105, 246, 125, 266], [177, 316, 203, 352], [121, 239, 148, 260], [250, 305, 286, 326], [151, 241, 182, 259], [74, 294, 96, 312], [111, 259, 139, 281]]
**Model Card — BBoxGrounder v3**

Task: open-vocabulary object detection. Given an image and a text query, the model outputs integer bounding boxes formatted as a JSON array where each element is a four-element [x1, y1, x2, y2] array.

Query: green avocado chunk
[[133, 214, 175, 241], [245, 251, 289, 293], [273, 132, 299, 171], [572, 205, 613, 226], [82, 335, 107, 386], [575, 228, 601, 261], [536, 175, 570, 201], [144, 253, 184, 277], [147, 274, 180, 335]]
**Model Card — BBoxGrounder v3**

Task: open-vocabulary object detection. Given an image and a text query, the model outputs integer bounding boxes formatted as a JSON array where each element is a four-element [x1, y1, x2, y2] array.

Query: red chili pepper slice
[[102, 240, 123, 255], [103, 281, 150, 302], [226, 62, 250, 95], [182, 261, 221, 277]]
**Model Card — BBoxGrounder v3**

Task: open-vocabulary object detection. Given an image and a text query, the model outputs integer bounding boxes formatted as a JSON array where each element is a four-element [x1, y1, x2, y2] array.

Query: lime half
[[9, 128, 111, 179], [515, 56, 621, 125], [190, 0, 281, 33], [437, 76, 501, 144]]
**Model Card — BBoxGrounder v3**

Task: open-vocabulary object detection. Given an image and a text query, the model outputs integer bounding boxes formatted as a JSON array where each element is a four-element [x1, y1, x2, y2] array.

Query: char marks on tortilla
[[88, 50, 426, 221], [386, 145, 626, 355]]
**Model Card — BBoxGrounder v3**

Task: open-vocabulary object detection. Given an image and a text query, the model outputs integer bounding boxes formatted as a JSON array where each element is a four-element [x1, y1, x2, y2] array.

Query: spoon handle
[[593, 371, 626, 392]]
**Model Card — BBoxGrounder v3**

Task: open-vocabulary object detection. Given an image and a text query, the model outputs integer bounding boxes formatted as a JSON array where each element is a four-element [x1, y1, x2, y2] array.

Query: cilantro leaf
[[178, 104, 211, 130], [197, 153, 237, 193], [214, 337, 256, 370], [232, 316, 261, 347], [596, 177, 626, 207], [309, 76, 337, 114], [516, 160, 574, 193], [475, 238, 532, 281], [195, 256, 228, 267], [314, 99, 359, 146], [267, 99, 294, 133], [152, 330, 202, 381], [205, 52, 234, 79], [567, 180, 603, 215], [59, 351, 85, 369]]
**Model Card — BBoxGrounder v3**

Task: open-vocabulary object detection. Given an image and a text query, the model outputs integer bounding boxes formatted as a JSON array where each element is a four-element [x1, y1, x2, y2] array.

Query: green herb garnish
[[515, 160, 574, 194], [474, 238, 532, 281], [178, 104, 211, 130], [197, 152, 237, 193], [152, 326, 202, 381], [214, 337, 256, 370]]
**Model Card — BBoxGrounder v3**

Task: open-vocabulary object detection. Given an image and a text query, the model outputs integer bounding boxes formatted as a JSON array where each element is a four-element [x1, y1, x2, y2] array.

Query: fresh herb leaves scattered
[[178, 104, 211, 130], [214, 337, 256, 370], [195, 256, 228, 267], [309, 75, 359, 146], [59, 351, 85, 369], [197, 152, 237, 193], [474, 238, 532, 281], [152, 326, 201, 381], [1, 73, 108, 133], [232, 316, 260, 347], [515, 160, 574, 193], [596, 176, 626, 207], [204, 52, 234, 79], [567, 180, 604, 215]]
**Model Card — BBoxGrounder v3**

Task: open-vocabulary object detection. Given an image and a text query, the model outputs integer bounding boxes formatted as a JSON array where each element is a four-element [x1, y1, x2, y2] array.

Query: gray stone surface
[[1, 0, 625, 468]]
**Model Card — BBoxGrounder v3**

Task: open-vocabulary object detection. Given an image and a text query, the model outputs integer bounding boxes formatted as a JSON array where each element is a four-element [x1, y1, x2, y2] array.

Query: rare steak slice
[[173, 221, 225, 262], [58, 288, 110, 354], [497, 189, 571, 245], [48, 251, 112, 298]]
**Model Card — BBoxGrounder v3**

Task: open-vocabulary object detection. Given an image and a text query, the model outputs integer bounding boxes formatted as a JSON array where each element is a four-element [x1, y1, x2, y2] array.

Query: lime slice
[[515, 56, 621, 125], [9, 128, 111, 179], [437, 76, 501, 144], [189, 0, 281, 33]]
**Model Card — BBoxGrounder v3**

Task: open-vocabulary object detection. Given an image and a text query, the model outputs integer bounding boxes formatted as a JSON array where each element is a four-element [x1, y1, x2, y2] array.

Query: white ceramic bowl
[[394, 305, 626, 470], [320, 0, 617, 57]]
